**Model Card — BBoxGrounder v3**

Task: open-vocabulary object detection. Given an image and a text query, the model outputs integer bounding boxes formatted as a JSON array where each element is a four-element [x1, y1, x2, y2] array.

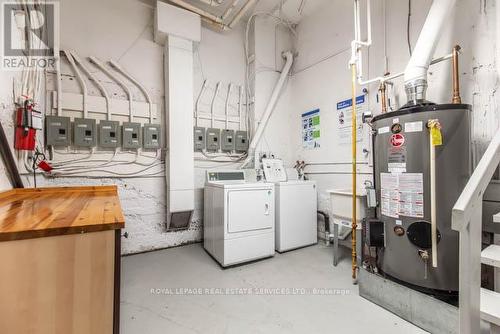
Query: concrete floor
[[121, 243, 427, 334]]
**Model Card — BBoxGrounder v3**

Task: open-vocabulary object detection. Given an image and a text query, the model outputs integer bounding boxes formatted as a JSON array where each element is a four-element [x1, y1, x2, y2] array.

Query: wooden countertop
[[0, 186, 125, 241]]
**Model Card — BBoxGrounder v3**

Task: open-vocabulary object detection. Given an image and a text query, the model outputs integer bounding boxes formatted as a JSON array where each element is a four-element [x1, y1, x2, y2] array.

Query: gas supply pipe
[[350, 62, 358, 282]]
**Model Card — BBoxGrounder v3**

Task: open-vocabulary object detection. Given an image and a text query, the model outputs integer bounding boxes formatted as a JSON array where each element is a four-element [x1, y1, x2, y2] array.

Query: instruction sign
[[381, 172, 424, 219], [302, 109, 320, 149], [336, 95, 367, 144]]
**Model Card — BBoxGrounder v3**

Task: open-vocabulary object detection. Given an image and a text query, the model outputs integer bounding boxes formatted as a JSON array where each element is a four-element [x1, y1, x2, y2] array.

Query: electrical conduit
[[70, 51, 112, 120], [89, 57, 134, 122], [109, 60, 154, 124]]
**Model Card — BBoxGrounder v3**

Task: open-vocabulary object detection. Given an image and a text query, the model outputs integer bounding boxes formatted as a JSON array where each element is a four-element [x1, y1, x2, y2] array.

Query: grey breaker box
[[74, 118, 97, 147], [206, 128, 220, 152], [235, 130, 249, 152], [221, 130, 235, 152], [193, 127, 205, 151], [46, 116, 71, 147], [122, 122, 142, 149], [99, 120, 120, 148], [143, 124, 161, 149]]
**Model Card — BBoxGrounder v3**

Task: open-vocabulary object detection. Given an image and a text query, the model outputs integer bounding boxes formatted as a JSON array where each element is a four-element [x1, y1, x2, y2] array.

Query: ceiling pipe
[[167, 0, 223, 23], [403, 0, 457, 105], [166, 0, 255, 31], [241, 51, 294, 168], [197, 0, 224, 6], [228, 0, 258, 28], [222, 0, 242, 21]]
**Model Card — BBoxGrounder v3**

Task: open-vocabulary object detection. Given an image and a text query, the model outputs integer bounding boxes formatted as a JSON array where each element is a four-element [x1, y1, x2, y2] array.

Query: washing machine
[[204, 170, 275, 267], [262, 159, 318, 252]]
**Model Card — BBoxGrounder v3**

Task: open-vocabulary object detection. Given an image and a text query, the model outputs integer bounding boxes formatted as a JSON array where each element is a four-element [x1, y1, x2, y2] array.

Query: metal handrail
[[452, 129, 500, 333]]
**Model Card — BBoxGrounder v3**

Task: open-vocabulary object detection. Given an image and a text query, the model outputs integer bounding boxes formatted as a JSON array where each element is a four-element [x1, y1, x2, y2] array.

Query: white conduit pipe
[[225, 83, 233, 129], [109, 60, 154, 124], [89, 56, 134, 122], [241, 51, 294, 168], [211, 82, 221, 128], [196, 80, 208, 127], [358, 53, 453, 86], [238, 85, 243, 130], [404, 0, 457, 99], [63, 50, 88, 119], [350, 0, 372, 81], [55, 53, 62, 116], [70, 51, 112, 121]]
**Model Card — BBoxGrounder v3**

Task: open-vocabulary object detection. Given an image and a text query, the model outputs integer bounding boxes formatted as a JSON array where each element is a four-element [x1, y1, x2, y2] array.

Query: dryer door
[[227, 188, 274, 233]]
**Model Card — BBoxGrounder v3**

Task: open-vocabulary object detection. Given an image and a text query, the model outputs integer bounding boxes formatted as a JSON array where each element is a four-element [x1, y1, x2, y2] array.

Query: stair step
[[481, 288, 500, 326], [482, 245, 500, 268]]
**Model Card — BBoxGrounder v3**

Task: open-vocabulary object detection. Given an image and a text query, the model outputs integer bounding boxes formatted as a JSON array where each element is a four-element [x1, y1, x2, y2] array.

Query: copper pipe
[[379, 82, 387, 113], [350, 63, 358, 281], [452, 45, 462, 104]]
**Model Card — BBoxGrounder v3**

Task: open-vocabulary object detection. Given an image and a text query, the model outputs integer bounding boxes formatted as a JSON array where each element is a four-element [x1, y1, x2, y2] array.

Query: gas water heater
[[372, 103, 471, 293]]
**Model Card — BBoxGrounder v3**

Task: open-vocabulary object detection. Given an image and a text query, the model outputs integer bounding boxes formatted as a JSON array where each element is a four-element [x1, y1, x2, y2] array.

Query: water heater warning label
[[381, 173, 424, 219]]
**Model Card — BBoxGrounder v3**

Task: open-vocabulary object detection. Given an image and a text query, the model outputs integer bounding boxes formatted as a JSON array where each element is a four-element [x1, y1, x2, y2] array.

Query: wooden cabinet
[[0, 186, 125, 334]]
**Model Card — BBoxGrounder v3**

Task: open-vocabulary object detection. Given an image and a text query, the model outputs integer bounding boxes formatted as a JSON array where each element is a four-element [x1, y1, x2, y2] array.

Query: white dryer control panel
[[262, 159, 287, 182]]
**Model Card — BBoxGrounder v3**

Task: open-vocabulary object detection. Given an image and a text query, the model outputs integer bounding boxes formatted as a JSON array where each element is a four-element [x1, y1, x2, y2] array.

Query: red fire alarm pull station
[[14, 99, 37, 151]]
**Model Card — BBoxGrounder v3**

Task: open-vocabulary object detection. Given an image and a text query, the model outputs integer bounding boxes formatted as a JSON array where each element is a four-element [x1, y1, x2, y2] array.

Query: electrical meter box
[[206, 128, 220, 152], [143, 124, 162, 149], [122, 122, 142, 149], [74, 118, 97, 147], [221, 129, 235, 152], [235, 130, 249, 152], [46, 116, 71, 147], [193, 127, 205, 151], [99, 120, 120, 148]]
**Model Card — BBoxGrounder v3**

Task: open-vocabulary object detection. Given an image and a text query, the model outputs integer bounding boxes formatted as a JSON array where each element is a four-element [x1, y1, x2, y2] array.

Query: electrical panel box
[[99, 120, 120, 148], [235, 130, 249, 152], [193, 127, 205, 151], [221, 129, 235, 152], [143, 124, 162, 149], [74, 118, 97, 147], [122, 122, 142, 149], [206, 128, 220, 152], [46, 116, 71, 147]]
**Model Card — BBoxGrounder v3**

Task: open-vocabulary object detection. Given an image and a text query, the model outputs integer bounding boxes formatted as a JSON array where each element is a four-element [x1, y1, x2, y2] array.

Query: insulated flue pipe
[[403, 0, 457, 103], [241, 51, 294, 168]]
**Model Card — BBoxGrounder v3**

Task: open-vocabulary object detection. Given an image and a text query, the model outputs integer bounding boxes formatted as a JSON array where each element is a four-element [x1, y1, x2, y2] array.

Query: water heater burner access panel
[[122, 122, 141, 149]]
